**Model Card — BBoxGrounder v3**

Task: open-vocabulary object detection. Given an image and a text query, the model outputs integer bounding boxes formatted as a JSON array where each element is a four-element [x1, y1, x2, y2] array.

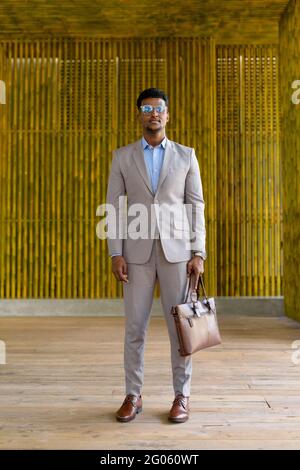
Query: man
[[106, 88, 206, 423]]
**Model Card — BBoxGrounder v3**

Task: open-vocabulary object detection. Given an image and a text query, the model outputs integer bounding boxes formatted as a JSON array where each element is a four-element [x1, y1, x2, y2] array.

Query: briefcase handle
[[184, 273, 208, 304]]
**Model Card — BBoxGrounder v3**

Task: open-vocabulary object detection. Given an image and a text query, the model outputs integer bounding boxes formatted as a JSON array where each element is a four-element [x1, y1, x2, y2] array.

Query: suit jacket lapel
[[132, 140, 154, 195]]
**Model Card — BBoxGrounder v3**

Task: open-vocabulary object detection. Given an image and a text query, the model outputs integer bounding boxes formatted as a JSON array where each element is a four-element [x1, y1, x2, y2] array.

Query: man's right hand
[[111, 256, 129, 283]]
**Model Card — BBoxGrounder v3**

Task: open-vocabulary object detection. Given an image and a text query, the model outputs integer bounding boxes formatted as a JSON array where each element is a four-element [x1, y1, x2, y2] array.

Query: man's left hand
[[187, 256, 205, 290]]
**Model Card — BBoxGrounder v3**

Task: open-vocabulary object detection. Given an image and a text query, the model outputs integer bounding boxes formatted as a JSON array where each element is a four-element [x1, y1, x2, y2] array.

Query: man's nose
[[151, 108, 159, 116]]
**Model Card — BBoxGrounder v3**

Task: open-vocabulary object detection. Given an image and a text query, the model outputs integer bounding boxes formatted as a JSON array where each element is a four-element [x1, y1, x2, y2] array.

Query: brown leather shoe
[[116, 394, 142, 423], [168, 394, 189, 423]]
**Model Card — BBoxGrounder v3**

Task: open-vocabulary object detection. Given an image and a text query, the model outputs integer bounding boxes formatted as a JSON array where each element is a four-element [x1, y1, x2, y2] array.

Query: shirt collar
[[141, 135, 167, 150]]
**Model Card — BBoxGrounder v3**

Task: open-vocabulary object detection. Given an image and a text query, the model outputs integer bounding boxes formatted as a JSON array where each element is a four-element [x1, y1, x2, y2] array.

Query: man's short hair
[[137, 88, 169, 109]]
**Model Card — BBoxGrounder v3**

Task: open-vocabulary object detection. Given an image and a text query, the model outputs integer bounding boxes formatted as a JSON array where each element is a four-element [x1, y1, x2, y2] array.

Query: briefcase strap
[[184, 273, 208, 303], [199, 276, 208, 300]]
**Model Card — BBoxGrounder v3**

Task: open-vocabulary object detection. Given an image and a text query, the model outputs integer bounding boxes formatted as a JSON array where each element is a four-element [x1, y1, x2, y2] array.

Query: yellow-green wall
[[0, 37, 283, 299], [0, 38, 217, 298], [279, 0, 300, 321], [216, 45, 282, 296]]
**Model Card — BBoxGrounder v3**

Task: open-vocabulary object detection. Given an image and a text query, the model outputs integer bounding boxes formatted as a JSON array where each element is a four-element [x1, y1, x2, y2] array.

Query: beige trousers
[[123, 236, 193, 397]]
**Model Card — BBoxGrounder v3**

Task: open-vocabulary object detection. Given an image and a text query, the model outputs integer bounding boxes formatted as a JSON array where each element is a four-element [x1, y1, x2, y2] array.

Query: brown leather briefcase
[[171, 274, 221, 356]]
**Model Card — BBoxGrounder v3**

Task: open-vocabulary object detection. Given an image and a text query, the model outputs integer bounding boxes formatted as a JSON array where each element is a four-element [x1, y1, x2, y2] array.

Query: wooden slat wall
[[216, 45, 282, 296], [279, 0, 300, 321], [0, 44, 7, 301], [0, 38, 217, 299], [0, 0, 289, 43]]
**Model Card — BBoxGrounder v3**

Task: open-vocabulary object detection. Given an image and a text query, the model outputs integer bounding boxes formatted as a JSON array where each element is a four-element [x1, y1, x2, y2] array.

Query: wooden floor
[[0, 314, 300, 450]]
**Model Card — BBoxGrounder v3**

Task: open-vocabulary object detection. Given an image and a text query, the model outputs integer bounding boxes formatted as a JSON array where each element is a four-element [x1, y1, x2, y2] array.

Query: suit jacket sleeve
[[184, 148, 206, 255], [106, 150, 126, 256]]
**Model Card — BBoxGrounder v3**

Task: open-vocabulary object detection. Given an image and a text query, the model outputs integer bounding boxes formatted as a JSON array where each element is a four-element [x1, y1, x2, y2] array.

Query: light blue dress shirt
[[141, 135, 167, 194], [110, 136, 166, 258]]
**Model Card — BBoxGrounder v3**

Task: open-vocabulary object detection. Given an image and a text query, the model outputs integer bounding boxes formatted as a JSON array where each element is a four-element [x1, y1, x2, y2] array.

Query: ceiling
[[0, 0, 291, 43]]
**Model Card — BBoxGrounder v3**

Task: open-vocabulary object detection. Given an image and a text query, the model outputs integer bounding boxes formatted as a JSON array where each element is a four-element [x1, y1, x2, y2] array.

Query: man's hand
[[187, 255, 205, 290], [111, 256, 129, 283]]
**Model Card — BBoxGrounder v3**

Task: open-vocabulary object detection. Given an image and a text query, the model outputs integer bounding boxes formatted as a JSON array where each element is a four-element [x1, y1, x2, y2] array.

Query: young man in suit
[[106, 88, 206, 423]]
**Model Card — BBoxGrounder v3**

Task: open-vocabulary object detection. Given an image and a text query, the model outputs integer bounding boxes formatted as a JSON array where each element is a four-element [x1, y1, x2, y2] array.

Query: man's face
[[138, 97, 169, 133]]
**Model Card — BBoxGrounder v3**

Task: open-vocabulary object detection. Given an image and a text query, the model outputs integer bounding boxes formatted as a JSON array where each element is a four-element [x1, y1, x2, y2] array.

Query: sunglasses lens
[[140, 104, 166, 113], [141, 105, 153, 113]]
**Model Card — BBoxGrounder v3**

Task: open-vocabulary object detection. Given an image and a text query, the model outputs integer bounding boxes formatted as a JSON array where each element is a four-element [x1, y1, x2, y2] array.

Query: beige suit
[[106, 137, 206, 396]]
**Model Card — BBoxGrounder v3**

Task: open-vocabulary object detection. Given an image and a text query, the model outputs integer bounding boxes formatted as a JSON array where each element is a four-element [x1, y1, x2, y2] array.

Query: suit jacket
[[106, 137, 206, 264]]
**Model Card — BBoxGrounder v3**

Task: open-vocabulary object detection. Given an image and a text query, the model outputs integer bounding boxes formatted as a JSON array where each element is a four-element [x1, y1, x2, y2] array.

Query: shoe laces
[[173, 395, 187, 409], [123, 394, 139, 406]]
